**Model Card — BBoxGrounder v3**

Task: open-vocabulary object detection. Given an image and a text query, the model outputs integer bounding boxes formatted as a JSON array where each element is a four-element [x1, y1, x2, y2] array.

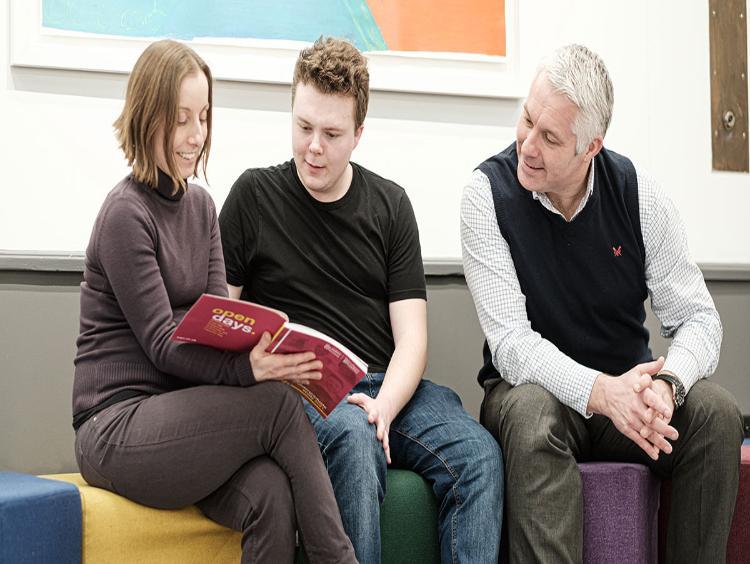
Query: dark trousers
[[481, 378, 743, 564], [75, 383, 356, 564]]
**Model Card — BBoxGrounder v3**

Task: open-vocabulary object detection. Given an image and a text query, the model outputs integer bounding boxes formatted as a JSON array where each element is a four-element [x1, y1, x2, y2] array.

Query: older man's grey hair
[[539, 44, 614, 154]]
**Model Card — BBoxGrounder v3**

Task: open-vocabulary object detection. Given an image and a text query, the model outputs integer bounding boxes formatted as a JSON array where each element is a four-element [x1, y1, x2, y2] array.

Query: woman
[[72, 39, 356, 564]]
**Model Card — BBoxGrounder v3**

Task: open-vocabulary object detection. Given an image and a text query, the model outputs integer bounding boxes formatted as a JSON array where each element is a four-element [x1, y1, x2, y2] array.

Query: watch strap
[[653, 372, 686, 409]]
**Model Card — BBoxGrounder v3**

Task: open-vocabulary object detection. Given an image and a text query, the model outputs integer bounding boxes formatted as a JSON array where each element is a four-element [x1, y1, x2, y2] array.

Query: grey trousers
[[481, 378, 743, 564], [75, 383, 356, 564]]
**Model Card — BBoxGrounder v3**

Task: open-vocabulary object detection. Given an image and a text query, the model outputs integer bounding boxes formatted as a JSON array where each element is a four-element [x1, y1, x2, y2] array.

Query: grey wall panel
[[1, 271, 747, 474], [698, 281, 750, 412], [425, 277, 487, 418], [0, 272, 81, 474]]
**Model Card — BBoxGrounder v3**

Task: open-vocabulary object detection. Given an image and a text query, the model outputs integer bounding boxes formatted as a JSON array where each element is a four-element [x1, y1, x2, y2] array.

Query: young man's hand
[[347, 393, 396, 464]]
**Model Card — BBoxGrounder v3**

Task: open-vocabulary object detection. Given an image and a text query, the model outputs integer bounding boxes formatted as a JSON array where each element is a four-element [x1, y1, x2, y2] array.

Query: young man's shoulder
[[233, 160, 295, 191], [351, 161, 408, 202]]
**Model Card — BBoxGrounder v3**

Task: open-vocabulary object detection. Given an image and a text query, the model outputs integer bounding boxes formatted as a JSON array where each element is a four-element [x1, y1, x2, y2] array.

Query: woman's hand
[[250, 332, 322, 385]]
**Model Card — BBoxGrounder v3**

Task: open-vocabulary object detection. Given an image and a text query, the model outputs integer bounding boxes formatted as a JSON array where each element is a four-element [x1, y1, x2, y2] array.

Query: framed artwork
[[10, 0, 520, 97]]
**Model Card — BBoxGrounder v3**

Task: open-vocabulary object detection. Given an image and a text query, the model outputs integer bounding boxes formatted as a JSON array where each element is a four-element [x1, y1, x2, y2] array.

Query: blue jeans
[[304, 373, 503, 564]]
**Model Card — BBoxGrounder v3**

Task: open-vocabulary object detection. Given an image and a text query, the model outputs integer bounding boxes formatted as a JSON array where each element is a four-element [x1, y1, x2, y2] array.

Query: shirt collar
[[532, 158, 596, 221]]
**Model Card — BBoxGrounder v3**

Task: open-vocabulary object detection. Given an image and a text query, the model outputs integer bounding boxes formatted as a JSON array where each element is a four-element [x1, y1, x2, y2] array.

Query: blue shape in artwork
[[42, 0, 387, 51]]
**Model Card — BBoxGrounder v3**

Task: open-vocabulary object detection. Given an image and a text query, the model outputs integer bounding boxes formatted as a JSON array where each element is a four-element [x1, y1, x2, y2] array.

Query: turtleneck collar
[[154, 168, 186, 201]]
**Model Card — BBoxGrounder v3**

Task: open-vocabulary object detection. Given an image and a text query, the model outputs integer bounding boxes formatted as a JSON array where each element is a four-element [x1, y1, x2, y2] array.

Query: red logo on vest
[[612, 245, 622, 257]]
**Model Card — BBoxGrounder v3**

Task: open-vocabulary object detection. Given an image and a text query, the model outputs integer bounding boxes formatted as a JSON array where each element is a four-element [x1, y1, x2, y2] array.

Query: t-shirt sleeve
[[387, 192, 427, 302], [219, 170, 259, 288]]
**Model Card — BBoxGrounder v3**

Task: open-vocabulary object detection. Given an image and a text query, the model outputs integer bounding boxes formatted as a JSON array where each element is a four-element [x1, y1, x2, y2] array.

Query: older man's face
[[515, 73, 592, 198]]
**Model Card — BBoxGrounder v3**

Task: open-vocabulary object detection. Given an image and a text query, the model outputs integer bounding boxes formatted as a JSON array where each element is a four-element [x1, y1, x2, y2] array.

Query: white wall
[[2, 0, 749, 262]]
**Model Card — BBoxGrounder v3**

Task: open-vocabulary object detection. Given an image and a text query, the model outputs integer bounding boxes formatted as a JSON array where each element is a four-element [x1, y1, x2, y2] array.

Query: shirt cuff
[[574, 367, 602, 418], [662, 348, 700, 394]]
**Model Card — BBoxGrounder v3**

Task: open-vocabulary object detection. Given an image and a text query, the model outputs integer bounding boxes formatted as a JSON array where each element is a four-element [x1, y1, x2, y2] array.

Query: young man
[[219, 37, 502, 563], [462, 44, 743, 563]]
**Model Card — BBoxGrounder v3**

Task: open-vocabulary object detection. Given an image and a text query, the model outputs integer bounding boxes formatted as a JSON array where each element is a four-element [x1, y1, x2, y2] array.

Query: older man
[[461, 44, 743, 563]]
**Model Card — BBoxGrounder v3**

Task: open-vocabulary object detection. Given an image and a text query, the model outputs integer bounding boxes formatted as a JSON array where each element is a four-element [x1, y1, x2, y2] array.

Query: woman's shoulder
[[93, 180, 139, 229], [186, 179, 214, 201], [97, 175, 153, 217], [184, 180, 219, 219]]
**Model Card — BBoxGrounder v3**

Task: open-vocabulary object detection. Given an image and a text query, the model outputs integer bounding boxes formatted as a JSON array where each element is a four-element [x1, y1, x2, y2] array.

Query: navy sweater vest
[[477, 144, 652, 386]]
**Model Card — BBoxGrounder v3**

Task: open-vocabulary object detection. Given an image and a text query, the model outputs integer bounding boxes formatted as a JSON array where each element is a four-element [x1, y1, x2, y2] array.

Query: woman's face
[[154, 71, 210, 179]]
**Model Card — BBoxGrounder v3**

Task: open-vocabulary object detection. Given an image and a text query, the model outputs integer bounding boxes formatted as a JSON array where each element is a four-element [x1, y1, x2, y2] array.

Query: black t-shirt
[[219, 160, 426, 372]]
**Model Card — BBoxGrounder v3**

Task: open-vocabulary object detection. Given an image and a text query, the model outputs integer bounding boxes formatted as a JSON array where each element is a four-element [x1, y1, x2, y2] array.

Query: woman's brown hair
[[114, 39, 212, 194]]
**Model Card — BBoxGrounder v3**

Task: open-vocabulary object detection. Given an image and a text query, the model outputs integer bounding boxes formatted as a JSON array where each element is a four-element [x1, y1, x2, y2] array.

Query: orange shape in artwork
[[365, 0, 505, 56]]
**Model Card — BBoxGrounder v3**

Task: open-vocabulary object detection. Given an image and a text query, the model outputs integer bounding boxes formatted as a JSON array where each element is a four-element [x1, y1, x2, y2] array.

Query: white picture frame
[[10, 0, 521, 98]]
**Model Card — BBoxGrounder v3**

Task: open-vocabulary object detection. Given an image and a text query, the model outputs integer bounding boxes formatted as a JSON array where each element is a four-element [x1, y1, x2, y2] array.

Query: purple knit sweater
[[73, 171, 254, 423]]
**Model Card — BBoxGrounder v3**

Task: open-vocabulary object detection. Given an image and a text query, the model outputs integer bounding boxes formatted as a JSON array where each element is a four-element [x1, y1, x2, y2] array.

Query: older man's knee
[[686, 380, 743, 441], [484, 383, 566, 453]]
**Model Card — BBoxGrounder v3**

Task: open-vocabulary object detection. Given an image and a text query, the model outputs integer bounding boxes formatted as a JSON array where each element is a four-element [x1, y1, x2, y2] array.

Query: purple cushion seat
[[579, 462, 660, 564], [659, 444, 750, 563]]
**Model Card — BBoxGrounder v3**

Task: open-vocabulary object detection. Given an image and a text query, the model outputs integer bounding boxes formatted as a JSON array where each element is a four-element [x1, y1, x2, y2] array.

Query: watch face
[[656, 373, 685, 408], [676, 387, 686, 407], [670, 379, 685, 407]]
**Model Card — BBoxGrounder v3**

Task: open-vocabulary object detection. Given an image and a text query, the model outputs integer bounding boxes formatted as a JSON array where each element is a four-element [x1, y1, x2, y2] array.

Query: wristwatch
[[653, 372, 686, 409]]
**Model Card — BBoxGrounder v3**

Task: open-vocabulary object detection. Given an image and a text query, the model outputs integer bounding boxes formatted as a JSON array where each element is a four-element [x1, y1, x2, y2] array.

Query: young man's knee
[[480, 430, 504, 472], [318, 410, 384, 468], [460, 425, 504, 477], [324, 419, 387, 503]]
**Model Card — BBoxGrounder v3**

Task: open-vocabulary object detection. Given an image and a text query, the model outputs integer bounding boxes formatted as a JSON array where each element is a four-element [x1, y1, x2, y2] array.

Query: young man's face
[[515, 72, 597, 197], [292, 82, 363, 202]]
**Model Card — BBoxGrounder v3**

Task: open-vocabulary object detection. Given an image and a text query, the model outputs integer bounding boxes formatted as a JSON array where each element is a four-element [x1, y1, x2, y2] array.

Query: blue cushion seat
[[0, 472, 81, 564]]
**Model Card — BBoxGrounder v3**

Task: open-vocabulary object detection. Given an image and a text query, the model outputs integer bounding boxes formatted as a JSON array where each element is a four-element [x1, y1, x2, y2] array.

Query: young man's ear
[[353, 125, 364, 150]]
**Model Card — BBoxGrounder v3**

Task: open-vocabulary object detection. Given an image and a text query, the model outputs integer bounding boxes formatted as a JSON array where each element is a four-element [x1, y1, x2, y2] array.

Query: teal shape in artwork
[[42, 0, 388, 52]]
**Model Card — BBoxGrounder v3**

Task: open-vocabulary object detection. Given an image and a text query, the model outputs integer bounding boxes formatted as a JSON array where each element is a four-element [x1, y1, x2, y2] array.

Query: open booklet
[[171, 294, 367, 418]]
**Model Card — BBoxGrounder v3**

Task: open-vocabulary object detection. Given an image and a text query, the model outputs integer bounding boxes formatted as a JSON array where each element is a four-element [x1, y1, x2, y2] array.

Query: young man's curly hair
[[292, 37, 369, 130]]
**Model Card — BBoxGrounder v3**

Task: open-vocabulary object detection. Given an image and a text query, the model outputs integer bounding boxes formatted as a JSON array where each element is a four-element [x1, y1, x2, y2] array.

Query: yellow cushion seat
[[45, 473, 241, 564]]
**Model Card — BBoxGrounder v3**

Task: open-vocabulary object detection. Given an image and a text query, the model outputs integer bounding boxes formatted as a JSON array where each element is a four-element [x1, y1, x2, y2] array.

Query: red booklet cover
[[268, 323, 368, 418], [172, 294, 288, 352], [172, 294, 367, 418]]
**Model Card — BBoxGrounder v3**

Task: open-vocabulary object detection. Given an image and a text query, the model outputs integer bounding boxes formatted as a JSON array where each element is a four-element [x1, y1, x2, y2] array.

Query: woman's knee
[[260, 381, 304, 411], [232, 458, 294, 530]]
